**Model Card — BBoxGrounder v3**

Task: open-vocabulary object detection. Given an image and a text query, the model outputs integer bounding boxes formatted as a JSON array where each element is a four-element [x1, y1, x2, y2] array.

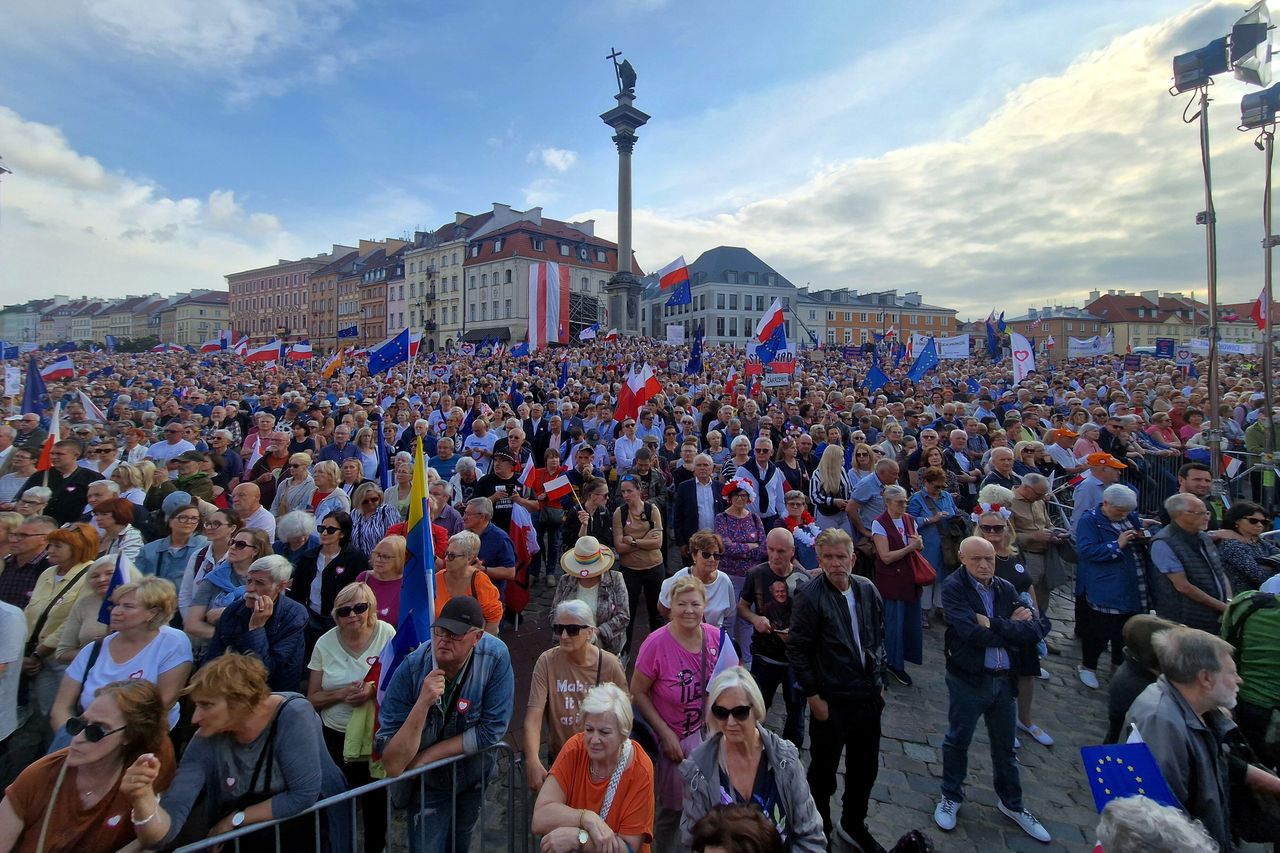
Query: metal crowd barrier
[[175, 741, 528, 853], [1133, 453, 1182, 516]]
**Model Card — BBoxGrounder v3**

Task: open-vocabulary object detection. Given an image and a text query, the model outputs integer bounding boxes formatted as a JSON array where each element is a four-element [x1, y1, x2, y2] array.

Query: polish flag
[[603, 328, 619, 342], [287, 340, 313, 360], [232, 336, 249, 356], [36, 402, 60, 471], [528, 262, 571, 350], [244, 340, 281, 363], [725, 366, 739, 399], [1251, 287, 1268, 330], [409, 331, 422, 359], [1222, 455, 1244, 478], [40, 357, 74, 381], [614, 365, 638, 422], [753, 298, 785, 343], [542, 474, 574, 502], [656, 256, 690, 290], [518, 455, 536, 487], [200, 338, 223, 353]]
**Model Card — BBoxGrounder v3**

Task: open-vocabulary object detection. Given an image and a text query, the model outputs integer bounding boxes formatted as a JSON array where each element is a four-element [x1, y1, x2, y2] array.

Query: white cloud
[[530, 147, 578, 173], [0, 106, 301, 304], [578, 1, 1272, 317]]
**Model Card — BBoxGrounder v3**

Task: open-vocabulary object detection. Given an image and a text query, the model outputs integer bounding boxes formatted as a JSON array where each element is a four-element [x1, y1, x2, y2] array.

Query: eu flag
[[686, 325, 704, 375], [755, 323, 787, 364], [1080, 743, 1177, 812], [97, 553, 130, 625], [337, 324, 359, 339], [20, 356, 47, 416], [367, 328, 410, 375], [906, 338, 939, 382], [966, 377, 981, 395], [665, 279, 691, 307], [864, 349, 890, 393], [509, 341, 529, 358]]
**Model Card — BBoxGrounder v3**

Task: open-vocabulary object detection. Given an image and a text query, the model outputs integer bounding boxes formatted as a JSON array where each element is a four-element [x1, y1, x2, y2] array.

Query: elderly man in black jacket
[[934, 536, 1052, 844], [787, 527, 887, 853]]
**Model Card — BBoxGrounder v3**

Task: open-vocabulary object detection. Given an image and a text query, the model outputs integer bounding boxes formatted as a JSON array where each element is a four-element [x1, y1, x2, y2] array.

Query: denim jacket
[[376, 632, 514, 793]]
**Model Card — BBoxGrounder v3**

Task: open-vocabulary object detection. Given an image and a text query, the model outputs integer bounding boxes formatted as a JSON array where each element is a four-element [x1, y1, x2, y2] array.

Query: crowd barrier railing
[[174, 740, 528, 853]]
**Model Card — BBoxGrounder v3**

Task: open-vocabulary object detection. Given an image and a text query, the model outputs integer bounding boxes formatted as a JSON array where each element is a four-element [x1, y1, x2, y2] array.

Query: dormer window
[[494, 238, 504, 252]]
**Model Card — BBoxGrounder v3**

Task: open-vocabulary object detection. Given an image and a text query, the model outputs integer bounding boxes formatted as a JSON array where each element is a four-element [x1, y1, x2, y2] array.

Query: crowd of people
[[0, 337, 1275, 852]]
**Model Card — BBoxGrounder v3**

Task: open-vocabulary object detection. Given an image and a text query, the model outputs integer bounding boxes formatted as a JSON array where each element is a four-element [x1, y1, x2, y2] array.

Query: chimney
[[1089, 290, 1100, 301], [455, 212, 470, 225], [1028, 308, 1038, 319], [1140, 289, 1159, 302]]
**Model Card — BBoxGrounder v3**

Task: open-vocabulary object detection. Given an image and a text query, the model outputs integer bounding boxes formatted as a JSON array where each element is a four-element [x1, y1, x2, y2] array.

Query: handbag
[[908, 552, 937, 586]]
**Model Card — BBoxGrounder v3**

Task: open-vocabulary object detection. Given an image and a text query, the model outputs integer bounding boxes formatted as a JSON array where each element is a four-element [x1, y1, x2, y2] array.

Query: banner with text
[[1188, 338, 1256, 355], [910, 333, 970, 359], [1068, 332, 1114, 358]]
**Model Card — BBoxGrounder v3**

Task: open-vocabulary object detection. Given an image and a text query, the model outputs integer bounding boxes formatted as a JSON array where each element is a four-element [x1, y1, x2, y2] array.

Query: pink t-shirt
[[635, 623, 726, 739], [356, 571, 402, 624]]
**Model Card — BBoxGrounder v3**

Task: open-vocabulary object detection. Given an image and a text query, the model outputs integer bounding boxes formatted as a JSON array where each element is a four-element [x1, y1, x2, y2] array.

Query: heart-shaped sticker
[[380, 608, 389, 616], [129, 670, 144, 679], [335, 567, 345, 575], [226, 776, 236, 788], [107, 815, 122, 827], [366, 656, 378, 665]]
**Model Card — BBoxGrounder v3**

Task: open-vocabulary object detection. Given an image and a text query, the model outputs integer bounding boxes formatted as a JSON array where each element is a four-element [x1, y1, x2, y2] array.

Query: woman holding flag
[[54, 553, 142, 663], [525, 446, 571, 587], [307, 581, 394, 853]]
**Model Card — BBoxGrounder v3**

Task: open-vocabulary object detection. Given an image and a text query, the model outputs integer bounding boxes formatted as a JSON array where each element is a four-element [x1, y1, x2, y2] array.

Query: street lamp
[[1240, 76, 1280, 504], [1170, 0, 1273, 484]]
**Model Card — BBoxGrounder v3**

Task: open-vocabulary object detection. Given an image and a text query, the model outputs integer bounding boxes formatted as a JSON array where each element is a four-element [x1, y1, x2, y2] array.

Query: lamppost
[[1169, 0, 1272, 484], [601, 49, 648, 335]]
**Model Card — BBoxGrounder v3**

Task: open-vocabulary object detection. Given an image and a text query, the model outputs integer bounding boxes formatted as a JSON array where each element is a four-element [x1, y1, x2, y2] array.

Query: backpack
[[618, 501, 655, 531]]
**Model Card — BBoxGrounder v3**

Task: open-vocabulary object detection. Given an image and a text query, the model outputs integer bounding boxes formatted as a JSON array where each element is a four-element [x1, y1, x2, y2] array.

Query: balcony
[[425, 321, 437, 331], [425, 263, 437, 275], [425, 288, 436, 302]]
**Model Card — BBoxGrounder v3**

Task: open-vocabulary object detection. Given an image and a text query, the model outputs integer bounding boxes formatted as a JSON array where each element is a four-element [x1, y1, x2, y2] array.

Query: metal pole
[[1263, 130, 1277, 504], [1198, 87, 1225, 485]]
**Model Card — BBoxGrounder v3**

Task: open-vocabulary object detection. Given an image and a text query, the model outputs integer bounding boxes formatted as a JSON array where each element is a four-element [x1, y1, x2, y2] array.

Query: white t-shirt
[[658, 568, 737, 629], [870, 517, 907, 539], [244, 506, 277, 541], [146, 438, 196, 473], [67, 627, 193, 729], [841, 586, 864, 666], [462, 432, 497, 475], [307, 621, 396, 730], [0, 602, 26, 740]]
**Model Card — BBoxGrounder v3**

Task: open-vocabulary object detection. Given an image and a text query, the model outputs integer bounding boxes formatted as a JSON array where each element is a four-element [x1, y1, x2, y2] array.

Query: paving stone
[[902, 742, 939, 764]]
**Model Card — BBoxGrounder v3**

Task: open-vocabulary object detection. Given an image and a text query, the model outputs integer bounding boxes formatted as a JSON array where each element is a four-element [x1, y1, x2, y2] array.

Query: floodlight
[[1233, 1, 1274, 86], [1242, 82, 1280, 128], [1173, 37, 1230, 92]]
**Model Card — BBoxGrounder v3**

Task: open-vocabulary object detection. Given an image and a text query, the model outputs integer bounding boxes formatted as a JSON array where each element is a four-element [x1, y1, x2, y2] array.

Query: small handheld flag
[[1080, 743, 1177, 812], [97, 553, 130, 624]]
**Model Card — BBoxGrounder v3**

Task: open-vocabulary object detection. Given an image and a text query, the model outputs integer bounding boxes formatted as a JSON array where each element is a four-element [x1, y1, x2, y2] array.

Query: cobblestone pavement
[[394, 574, 1120, 852]]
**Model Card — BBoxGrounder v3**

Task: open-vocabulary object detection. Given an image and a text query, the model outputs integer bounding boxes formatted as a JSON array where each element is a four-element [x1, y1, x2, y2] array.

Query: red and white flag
[[542, 474, 573, 501], [287, 340, 313, 360], [753, 298, 785, 343], [725, 366, 739, 398], [656, 256, 690, 290], [36, 402, 60, 471], [1251, 287, 1268, 330], [244, 340, 280, 363], [232, 335, 249, 356], [1222, 454, 1244, 478], [528, 262, 570, 350], [603, 328, 619, 342], [40, 357, 74, 381], [518, 455, 535, 487]]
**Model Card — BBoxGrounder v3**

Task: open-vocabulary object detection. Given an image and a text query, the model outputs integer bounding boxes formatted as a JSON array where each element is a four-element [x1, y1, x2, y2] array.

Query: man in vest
[[736, 436, 787, 531], [1151, 493, 1231, 634]]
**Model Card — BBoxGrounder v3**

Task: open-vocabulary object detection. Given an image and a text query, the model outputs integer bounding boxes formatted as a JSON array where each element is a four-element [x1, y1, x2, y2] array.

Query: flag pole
[[568, 482, 586, 513]]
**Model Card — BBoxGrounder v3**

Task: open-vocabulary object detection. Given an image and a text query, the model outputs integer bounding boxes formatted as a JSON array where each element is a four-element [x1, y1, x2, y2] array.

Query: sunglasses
[[1243, 517, 1269, 525], [552, 623, 591, 637], [317, 525, 342, 534], [698, 550, 723, 560], [336, 602, 371, 618], [229, 540, 256, 549], [710, 704, 752, 722], [66, 716, 126, 743], [979, 524, 1006, 533]]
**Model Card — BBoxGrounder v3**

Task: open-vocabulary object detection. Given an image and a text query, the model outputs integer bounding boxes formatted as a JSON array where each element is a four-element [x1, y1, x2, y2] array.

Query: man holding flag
[[375, 434, 514, 853]]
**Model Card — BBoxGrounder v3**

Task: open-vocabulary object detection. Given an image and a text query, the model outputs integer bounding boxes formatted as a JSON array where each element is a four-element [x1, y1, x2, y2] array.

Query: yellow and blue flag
[[1079, 743, 1178, 813]]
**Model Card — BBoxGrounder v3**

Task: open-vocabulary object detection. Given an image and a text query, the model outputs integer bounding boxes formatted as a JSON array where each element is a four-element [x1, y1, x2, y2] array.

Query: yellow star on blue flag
[[1079, 743, 1178, 813]]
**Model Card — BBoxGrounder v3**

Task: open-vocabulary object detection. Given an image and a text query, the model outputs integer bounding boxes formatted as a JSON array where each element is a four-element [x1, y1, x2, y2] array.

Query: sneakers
[[1036, 667, 1051, 681], [998, 801, 1052, 843], [1018, 721, 1055, 747], [933, 798, 960, 831], [1077, 666, 1100, 689], [1014, 735, 1022, 749], [544, 574, 557, 588], [889, 667, 913, 686]]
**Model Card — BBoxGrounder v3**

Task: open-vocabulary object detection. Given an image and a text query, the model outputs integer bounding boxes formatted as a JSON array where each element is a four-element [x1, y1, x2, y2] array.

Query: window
[[596, 250, 607, 263], [452, 306, 458, 324], [828, 311, 835, 321], [493, 238, 503, 252], [699, 294, 707, 310], [469, 304, 475, 322], [470, 276, 477, 288], [845, 330, 853, 344], [729, 318, 737, 337], [925, 315, 933, 325], [481, 274, 488, 287], [581, 276, 588, 291], [532, 238, 545, 251], [717, 318, 726, 337], [505, 299, 512, 316], [729, 294, 738, 310], [505, 269, 512, 284], [746, 272, 758, 285], [860, 313, 868, 323], [559, 243, 570, 256], [452, 252, 458, 265], [726, 271, 737, 284], [1066, 322, 1073, 331], [481, 303, 488, 320], [469, 246, 479, 258], [767, 274, 777, 286]]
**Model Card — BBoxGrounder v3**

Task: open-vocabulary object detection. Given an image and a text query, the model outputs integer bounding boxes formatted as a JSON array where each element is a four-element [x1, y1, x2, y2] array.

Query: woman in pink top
[[1145, 412, 1182, 450], [1177, 408, 1205, 443], [1072, 423, 1104, 459], [355, 535, 404, 623]]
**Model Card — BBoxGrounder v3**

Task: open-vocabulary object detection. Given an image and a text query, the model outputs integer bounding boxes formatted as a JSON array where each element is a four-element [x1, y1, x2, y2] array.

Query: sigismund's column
[[601, 50, 649, 334]]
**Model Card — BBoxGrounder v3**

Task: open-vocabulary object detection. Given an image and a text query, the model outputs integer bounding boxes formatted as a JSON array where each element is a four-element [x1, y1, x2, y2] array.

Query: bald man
[[232, 482, 275, 540], [934, 537, 1050, 842]]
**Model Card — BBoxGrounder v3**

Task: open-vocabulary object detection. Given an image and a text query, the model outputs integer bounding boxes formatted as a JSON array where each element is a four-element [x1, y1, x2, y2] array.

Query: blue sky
[[0, 0, 1270, 316]]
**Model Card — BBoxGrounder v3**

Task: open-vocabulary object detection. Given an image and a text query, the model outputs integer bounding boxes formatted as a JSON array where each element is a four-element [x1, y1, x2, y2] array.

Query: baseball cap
[[435, 596, 484, 635], [1048, 428, 1079, 440], [175, 450, 207, 463], [1085, 452, 1127, 470], [493, 450, 516, 465]]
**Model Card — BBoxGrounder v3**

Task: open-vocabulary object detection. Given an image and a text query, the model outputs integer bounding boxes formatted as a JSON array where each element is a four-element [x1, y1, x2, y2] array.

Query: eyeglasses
[[172, 515, 200, 524], [317, 525, 342, 534], [710, 704, 752, 722], [979, 524, 1006, 533], [336, 602, 371, 618], [443, 551, 468, 560], [229, 540, 255, 549], [65, 716, 126, 743], [431, 626, 471, 641], [552, 623, 590, 637], [364, 496, 381, 504]]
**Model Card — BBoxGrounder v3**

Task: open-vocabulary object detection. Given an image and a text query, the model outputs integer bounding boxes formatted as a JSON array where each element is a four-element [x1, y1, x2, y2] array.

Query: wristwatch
[[577, 828, 589, 849], [231, 811, 246, 828]]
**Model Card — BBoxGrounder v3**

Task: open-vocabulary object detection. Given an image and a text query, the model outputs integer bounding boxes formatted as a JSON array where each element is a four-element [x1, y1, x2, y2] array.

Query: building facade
[[162, 291, 230, 346], [1003, 306, 1105, 362], [1083, 289, 1266, 351], [227, 244, 355, 345]]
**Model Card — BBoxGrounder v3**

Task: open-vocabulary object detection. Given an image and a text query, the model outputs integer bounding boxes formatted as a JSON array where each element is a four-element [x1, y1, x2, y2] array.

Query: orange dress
[[548, 732, 654, 853]]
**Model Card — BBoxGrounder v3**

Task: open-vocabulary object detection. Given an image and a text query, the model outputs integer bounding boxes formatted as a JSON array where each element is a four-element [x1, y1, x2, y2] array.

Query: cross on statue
[[607, 48, 636, 96]]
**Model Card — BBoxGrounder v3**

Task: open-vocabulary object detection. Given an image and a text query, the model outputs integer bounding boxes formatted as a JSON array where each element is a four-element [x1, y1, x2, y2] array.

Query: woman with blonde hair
[[353, 426, 380, 480], [307, 581, 395, 853], [270, 452, 316, 517], [356, 533, 406, 622], [110, 461, 148, 505], [309, 459, 350, 519], [850, 442, 877, 481], [55, 554, 143, 663], [809, 444, 854, 534], [50, 577, 193, 748]]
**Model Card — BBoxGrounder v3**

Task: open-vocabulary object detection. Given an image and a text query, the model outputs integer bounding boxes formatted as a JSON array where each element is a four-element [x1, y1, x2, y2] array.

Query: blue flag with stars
[[1080, 743, 1177, 812], [864, 349, 890, 393], [665, 279, 691, 307], [906, 337, 939, 382], [755, 323, 787, 363], [509, 341, 529, 358], [966, 377, 981, 395], [368, 328, 410, 375]]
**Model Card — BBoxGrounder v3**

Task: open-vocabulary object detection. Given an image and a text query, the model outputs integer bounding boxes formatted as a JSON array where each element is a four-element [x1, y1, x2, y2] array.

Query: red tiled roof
[[465, 219, 644, 275], [1085, 294, 1208, 324]]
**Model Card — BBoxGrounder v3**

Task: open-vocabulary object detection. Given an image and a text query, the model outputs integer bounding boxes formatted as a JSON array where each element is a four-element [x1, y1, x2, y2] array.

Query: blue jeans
[[750, 657, 806, 748], [941, 670, 1023, 810], [407, 785, 484, 853]]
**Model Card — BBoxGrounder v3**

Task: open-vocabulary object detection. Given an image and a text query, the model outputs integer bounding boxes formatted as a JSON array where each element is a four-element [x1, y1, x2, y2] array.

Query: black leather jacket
[[787, 572, 887, 700]]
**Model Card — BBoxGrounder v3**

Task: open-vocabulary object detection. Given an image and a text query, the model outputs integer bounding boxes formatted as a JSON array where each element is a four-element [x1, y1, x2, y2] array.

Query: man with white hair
[[202, 554, 307, 690], [1124, 627, 1280, 851], [1150, 493, 1231, 634]]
